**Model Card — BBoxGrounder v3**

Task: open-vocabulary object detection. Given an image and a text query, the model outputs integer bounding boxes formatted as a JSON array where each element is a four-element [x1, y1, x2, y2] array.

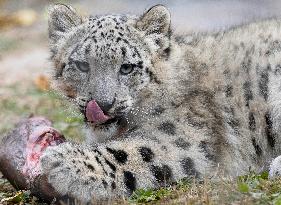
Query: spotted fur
[[41, 3, 281, 203]]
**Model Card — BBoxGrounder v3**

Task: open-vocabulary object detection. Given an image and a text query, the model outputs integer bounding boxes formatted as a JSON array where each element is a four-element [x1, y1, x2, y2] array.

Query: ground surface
[[2, 0, 281, 204]]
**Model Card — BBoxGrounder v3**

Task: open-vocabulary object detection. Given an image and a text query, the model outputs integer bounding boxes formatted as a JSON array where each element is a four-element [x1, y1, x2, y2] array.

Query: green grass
[[0, 83, 84, 142], [130, 188, 173, 203], [126, 172, 281, 205]]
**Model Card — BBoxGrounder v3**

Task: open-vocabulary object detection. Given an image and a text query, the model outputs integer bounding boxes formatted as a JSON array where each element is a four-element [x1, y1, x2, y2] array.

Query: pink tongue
[[86, 100, 111, 124]]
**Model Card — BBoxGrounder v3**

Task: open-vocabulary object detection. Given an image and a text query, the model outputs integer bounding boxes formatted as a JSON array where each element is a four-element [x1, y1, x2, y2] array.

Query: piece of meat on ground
[[0, 116, 66, 202]]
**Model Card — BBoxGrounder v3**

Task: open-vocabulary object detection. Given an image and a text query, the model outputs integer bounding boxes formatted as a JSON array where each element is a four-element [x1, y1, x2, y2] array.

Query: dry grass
[[2, 171, 281, 204], [126, 173, 281, 205]]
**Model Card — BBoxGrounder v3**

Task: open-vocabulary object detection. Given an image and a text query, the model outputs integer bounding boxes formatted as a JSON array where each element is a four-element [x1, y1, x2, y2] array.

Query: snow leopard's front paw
[[40, 142, 115, 203], [269, 156, 281, 178]]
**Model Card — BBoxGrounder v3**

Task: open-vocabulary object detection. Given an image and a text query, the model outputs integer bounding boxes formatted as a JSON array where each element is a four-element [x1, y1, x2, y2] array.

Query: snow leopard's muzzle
[[80, 98, 131, 128]]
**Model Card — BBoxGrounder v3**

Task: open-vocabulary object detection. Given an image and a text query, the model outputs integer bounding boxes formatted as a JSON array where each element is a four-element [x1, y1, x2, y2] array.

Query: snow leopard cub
[[30, 3, 281, 203]]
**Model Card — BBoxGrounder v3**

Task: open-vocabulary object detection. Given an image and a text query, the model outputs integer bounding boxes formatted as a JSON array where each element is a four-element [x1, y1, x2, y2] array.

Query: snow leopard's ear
[[137, 5, 171, 35], [136, 5, 171, 53], [48, 4, 82, 43]]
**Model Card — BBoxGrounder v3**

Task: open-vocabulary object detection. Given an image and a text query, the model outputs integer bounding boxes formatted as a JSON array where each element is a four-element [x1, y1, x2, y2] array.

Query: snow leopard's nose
[[96, 99, 115, 113]]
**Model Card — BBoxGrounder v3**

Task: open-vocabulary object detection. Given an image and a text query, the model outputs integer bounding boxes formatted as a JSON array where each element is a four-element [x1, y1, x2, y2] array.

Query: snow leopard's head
[[48, 4, 171, 134]]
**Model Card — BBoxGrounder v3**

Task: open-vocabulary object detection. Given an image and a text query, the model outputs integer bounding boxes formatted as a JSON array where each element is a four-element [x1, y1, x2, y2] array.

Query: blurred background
[[1, 0, 281, 140]]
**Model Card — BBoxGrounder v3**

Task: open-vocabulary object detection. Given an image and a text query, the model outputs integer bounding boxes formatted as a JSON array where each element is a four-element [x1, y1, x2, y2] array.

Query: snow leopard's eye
[[74, 61, 90, 72], [120, 64, 135, 75]]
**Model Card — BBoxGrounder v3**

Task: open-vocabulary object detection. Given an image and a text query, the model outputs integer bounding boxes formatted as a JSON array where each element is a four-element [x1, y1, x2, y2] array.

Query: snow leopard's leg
[[41, 135, 208, 203]]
